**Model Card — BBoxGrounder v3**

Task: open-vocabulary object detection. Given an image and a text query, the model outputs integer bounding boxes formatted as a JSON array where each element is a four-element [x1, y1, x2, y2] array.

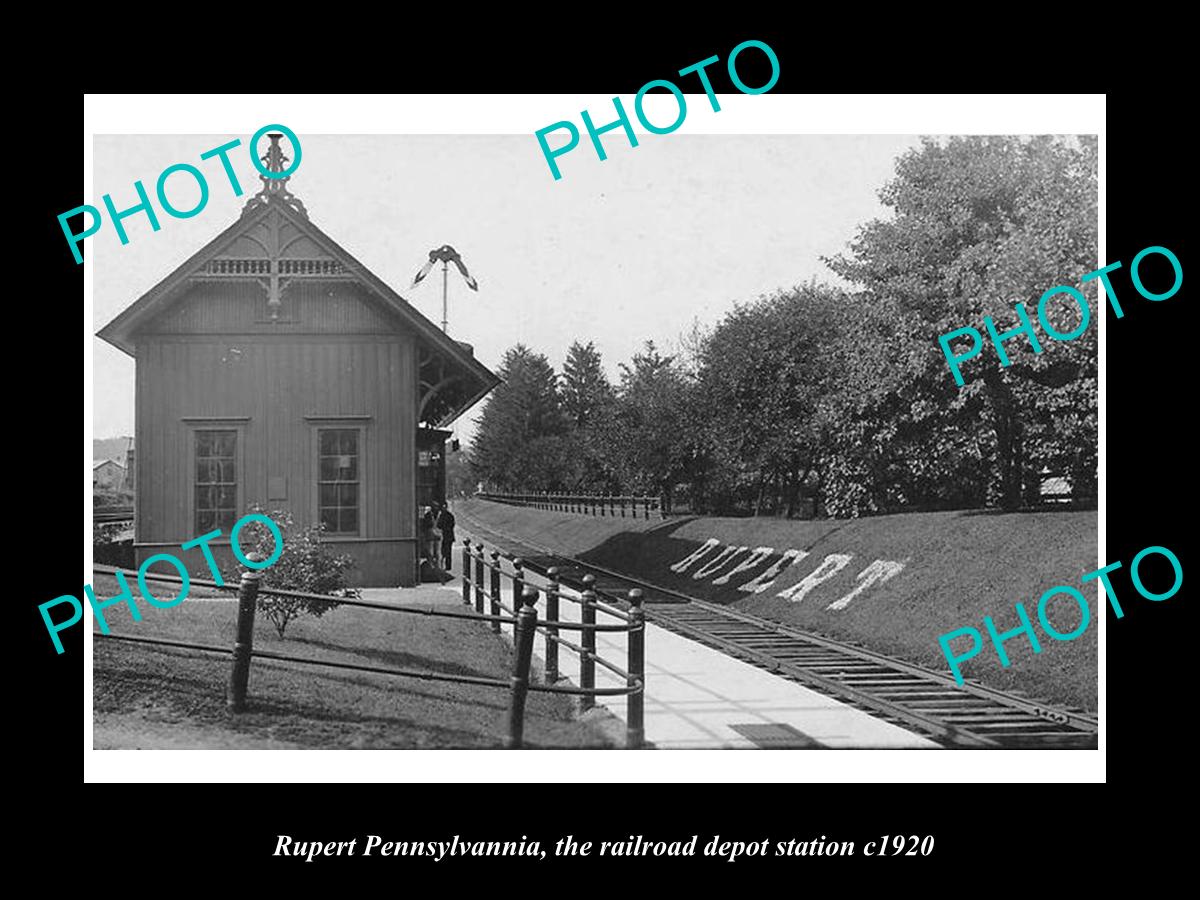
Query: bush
[[226, 506, 361, 638], [94, 522, 134, 568]]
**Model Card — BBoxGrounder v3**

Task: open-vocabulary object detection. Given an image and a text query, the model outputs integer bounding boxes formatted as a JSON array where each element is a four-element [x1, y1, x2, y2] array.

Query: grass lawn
[[460, 500, 1098, 712], [92, 572, 613, 750]]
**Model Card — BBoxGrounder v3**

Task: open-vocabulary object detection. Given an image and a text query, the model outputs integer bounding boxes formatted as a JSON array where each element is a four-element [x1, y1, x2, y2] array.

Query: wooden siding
[[141, 280, 399, 335], [135, 330, 416, 547]]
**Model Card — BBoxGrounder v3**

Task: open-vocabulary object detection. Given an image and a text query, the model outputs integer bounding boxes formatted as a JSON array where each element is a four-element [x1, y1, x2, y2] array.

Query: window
[[195, 430, 237, 533], [318, 428, 360, 534]]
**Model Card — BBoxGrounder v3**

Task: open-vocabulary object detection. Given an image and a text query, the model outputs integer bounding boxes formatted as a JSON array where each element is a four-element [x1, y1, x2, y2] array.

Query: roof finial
[[263, 133, 287, 175], [242, 133, 308, 218]]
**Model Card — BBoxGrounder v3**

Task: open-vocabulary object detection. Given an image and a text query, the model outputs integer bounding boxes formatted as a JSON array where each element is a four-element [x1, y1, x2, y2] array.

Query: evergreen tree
[[560, 341, 614, 429], [469, 345, 565, 489], [598, 341, 695, 503]]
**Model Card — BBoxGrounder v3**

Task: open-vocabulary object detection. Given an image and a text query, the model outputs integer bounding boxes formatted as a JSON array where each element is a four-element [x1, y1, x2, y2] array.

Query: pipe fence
[[477, 491, 667, 520], [92, 550, 645, 749], [459, 539, 645, 748]]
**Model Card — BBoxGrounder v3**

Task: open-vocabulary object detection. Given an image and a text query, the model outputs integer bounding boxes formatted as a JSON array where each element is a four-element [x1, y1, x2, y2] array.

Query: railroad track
[[455, 506, 1098, 749]]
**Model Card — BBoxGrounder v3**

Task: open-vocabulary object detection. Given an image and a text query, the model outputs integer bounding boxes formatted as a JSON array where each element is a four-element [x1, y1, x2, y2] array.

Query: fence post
[[660, 493, 668, 519], [489, 550, 502, 634], [600, 493, 606, 517], [227, 563, 262, 712], [461, 538, 471, 605], [512, 558, 525, 633], [506, 586, 539, 749], [643, 495, 650, 520], [545, 566, 560, 682], [590, 495, 596, 516], [474, 542, 485, 614], [626, 588, 645, 749], [580, 574, 596, 711]]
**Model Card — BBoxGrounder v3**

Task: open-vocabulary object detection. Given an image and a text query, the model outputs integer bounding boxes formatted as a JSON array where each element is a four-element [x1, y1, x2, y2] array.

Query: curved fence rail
[[93, 549, 646, 749], [477, 491, 667, 520], [459, 539, 646, 748]]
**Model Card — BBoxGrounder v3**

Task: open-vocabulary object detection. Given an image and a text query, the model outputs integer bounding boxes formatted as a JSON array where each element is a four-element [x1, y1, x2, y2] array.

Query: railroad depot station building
[[98, 137, 499, 586]]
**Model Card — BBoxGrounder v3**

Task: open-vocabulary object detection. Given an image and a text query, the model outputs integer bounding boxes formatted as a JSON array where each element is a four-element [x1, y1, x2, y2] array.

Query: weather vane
[[411, 244, 478, 333]]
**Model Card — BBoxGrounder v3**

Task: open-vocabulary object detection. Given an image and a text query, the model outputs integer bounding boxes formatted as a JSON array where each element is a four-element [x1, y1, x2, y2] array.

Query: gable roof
[[96, 198, 499, 426], [94, 459, 124, 471]]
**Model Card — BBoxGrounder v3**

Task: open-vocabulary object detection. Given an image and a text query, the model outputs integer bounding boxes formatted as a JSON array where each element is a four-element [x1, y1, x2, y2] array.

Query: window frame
[[186, 422, 247, 537], [311, 422, 367, 538]]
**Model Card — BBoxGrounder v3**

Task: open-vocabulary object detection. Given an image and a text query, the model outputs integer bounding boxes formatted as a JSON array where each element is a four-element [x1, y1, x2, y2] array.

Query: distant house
[[1039, 471, 1072, 504], [96, 135, 499, 586], [93, 459, 126, 490]]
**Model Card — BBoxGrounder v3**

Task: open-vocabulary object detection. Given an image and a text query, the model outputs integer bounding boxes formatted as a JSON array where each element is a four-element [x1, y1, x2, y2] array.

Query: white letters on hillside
[[666, 538, 905, 610], [826, 559, 907, 611], [713, 547, 775, 585], [693, 545, 749, 579], [737, 549, 807, 594], [669, 538, 721, 573], [776, 554, 853, 602]]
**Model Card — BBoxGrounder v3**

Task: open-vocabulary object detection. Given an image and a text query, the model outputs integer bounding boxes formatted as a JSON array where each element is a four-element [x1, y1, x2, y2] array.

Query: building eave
[[94, 202, 498, 411]]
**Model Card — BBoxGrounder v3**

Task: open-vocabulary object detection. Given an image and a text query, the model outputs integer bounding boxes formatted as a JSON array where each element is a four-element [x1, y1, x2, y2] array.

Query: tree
[[560, 341, 614, 429], [227, 506, 360, 638], [445, 444, 474, 498], [695, 283, 848, 516], [597, 341, 695, 504], [556, 341, 618, 492], [470, 344, 567, 490], [825, 135, 1097, 512]]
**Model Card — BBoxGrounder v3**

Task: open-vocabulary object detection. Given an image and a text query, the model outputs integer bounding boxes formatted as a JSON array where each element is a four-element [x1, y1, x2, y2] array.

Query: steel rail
[[456, 505, 1097, 749]]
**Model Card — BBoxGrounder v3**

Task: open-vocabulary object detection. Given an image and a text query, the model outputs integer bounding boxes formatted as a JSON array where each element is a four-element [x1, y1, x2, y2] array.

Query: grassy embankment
[[457, 500, 1098, 711], [92, 571, 613, 749]]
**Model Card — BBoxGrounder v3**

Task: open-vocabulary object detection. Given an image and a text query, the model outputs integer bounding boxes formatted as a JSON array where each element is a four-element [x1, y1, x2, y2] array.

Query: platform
[[392, 570, 940, 750]]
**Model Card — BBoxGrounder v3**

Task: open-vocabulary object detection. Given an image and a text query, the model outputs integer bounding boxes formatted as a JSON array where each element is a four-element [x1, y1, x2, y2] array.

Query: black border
[[29, 31, 1188, 872]]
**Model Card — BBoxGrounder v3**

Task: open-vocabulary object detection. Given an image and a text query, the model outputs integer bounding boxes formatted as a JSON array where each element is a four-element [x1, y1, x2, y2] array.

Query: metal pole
[[227, 565, 262, 712], [627, 589, 645, 749], [489, 551, 502, 634], [512, 559, 525, 637], [580, 574, 596, 711], [474, 542, 485, 614], [545, 567, 560, 682], [441, 259, 449, 333], [462, 538, 471, 605], [506, 586, 539, 749]]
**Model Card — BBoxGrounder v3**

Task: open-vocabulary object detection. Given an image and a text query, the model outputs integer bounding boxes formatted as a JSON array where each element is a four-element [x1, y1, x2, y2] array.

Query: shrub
[[93, 522, 134, 568], [226, 506, 361, 638]]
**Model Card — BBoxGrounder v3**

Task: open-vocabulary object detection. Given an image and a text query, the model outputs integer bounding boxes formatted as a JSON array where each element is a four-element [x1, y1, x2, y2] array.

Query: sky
[[92, 133, 921, 446]]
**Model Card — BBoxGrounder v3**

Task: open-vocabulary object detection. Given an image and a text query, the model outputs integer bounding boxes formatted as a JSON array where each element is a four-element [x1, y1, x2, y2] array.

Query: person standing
[[418, 506, 436, 577], [436, 502, 457, 572]]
